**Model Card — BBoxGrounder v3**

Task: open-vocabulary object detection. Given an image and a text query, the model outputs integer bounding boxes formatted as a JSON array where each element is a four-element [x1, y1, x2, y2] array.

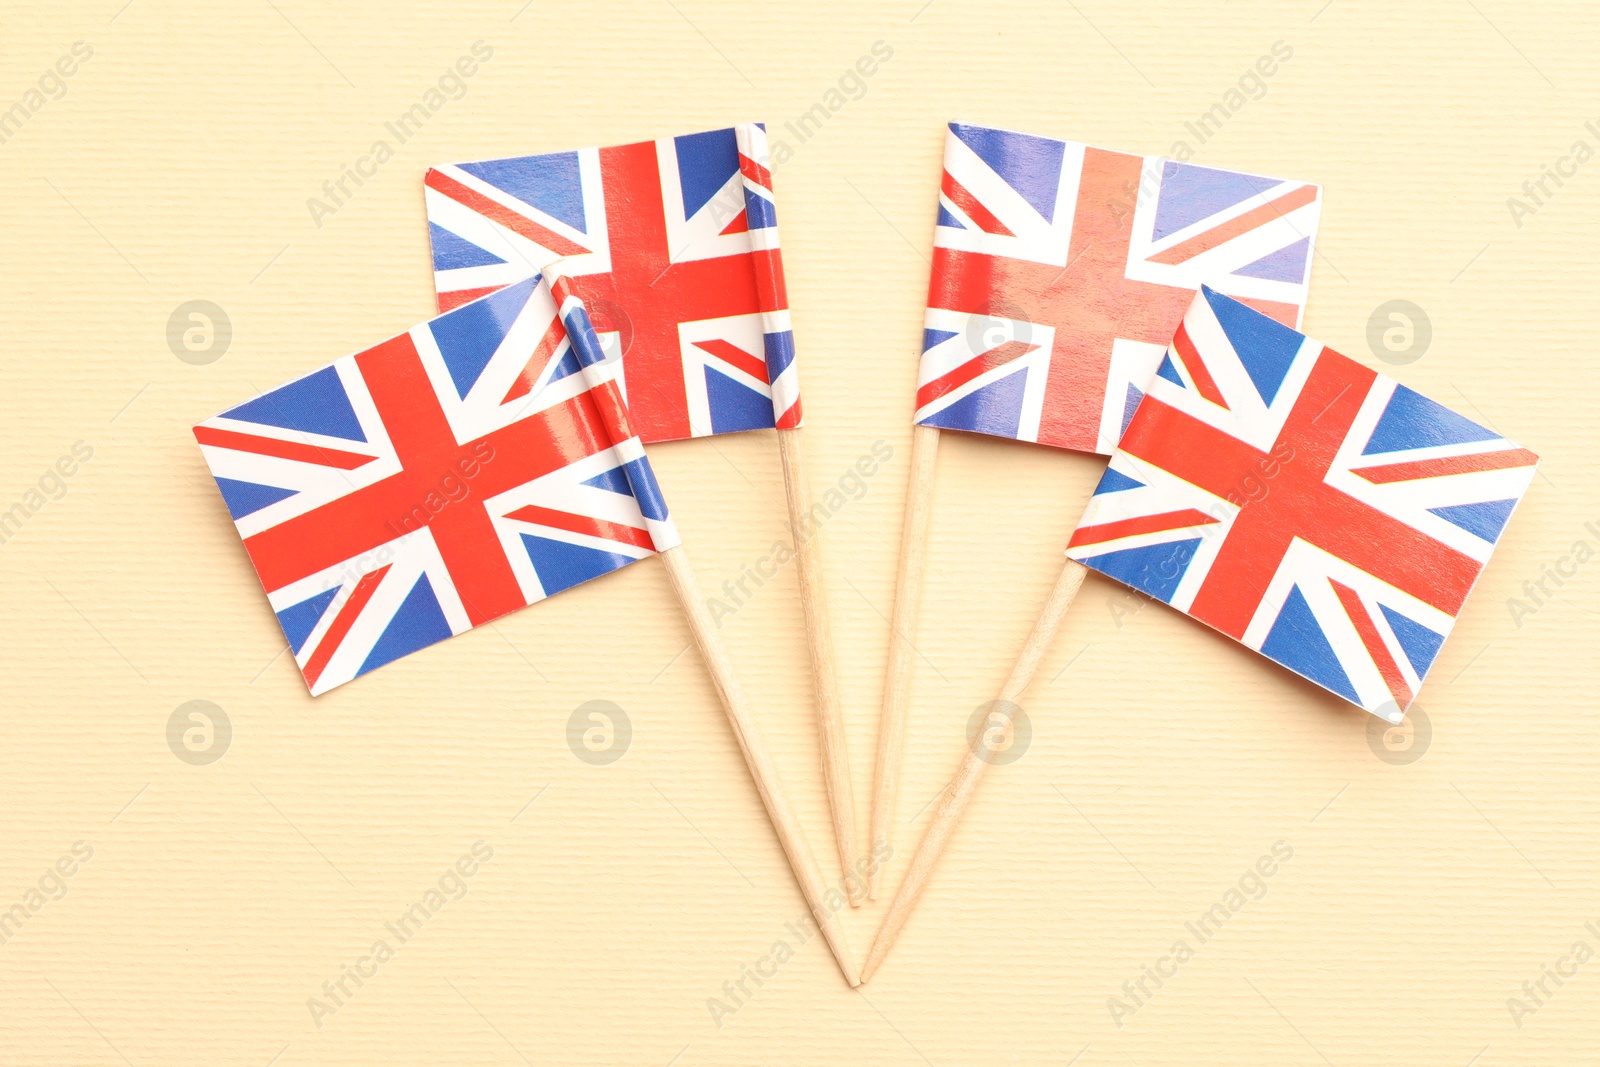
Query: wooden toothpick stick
[[548, 262, 861, 986], [868, 422, 941, 899], [776, 426, 861, 902], [660, 544, 862, 986], [862, 556, 1089, 983], [734, 124, 860, 901]]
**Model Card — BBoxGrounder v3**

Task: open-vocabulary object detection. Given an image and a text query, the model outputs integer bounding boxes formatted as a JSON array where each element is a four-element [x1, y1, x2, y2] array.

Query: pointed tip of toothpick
[[858, 941, 886, 986]]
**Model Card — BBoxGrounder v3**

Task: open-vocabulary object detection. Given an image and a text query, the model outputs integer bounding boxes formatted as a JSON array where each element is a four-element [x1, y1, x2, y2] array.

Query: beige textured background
[[2, 1, 1597, 1063]]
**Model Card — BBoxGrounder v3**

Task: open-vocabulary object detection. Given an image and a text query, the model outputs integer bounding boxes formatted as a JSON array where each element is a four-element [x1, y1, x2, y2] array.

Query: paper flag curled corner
[[423, 122, 801, 443], [917, 122, 1323, 455], [1067, 287, 1537, 721], [193, 275, 679, 696]]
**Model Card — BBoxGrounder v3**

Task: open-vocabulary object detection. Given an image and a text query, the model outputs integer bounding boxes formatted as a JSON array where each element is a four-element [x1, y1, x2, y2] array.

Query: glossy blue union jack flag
[[423, 123, 801, 444], [918, 122, 1322, 455], [194, 276, 679, 696], [1066, 288, 1537, 719]]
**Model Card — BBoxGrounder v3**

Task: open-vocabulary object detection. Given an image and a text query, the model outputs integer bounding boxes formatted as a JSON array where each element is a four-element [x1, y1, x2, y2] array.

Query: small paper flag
[[917, 122, 1322, 454], [423, 123, 800, 443], [194, 276, 678, 695], [1066, 287, 1537, 720]]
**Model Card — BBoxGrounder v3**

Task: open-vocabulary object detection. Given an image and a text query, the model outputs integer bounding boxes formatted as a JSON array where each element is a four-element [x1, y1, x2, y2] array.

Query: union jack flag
[[918, 122, 1322, 455], [423, 123, 801, 443], [194, 275, 679, 696], [1066, 288, 1537, 720]]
